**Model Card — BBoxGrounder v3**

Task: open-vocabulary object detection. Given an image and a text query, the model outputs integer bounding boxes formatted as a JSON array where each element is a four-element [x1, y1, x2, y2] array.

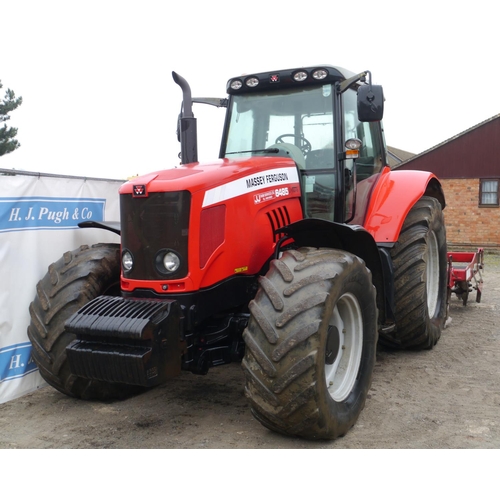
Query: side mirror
[[357, 85, 384, 122]]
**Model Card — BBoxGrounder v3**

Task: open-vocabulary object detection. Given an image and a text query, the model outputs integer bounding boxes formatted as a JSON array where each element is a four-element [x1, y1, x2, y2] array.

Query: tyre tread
[[381, 196, 447, 349], [242, 248, 377, 439], [27, 243, 137, 400]]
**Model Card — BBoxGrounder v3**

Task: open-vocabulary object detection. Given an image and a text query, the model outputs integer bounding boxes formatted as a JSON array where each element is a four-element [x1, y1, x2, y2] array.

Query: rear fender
[[363, 167, 445, 244]]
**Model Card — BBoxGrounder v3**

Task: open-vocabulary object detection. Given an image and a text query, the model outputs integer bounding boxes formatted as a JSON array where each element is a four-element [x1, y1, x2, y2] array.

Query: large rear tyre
[[242, 248, 378, 440], [382, 196, 447, 349], [27, 243, 142, 400]]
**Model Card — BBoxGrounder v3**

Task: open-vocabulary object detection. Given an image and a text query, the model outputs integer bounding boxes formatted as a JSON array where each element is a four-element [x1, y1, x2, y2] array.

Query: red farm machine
[[28, 65, 448, 440], [448, 248, 484, 306]]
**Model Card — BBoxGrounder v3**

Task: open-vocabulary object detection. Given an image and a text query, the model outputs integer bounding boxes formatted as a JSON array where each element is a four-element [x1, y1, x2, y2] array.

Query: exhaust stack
[[172, 71, 198, 164]]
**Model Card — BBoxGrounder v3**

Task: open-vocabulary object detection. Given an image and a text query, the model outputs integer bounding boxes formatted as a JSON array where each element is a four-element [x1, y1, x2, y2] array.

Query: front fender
[[281, 218, 385, 321], [363, 168, 445, 244]]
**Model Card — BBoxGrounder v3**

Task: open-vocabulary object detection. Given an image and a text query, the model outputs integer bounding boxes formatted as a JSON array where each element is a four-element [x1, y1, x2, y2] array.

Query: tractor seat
[[267, 143, 306, 170]]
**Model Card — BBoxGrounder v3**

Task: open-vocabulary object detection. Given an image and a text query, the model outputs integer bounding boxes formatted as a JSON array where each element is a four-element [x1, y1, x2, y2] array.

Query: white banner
[[0, 172, 123, 403]]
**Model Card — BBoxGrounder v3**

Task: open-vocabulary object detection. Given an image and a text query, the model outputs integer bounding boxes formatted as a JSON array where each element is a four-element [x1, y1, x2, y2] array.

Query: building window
[[480, 179, 499, 206]]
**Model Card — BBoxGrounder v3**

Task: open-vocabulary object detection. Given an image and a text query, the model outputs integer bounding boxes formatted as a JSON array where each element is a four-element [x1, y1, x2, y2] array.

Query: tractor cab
[[219, 66, 385, 224]]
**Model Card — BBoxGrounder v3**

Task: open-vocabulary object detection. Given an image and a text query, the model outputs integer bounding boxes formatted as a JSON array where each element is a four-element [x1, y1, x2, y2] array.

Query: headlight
[[155, 249, 181, 275], [163, 252, 180, 272], [122, 250, 134, 272]]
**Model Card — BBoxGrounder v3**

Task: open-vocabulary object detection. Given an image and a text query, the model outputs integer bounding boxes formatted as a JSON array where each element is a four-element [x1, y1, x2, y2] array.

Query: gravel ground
[[1, 255, 499, 450]]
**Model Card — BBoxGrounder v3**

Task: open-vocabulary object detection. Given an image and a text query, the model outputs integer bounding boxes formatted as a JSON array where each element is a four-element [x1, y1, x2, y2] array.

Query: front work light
[[245, 77, 259, 88], [312, 68, 329, 80], [293, 71, 308, 82], [230, 79, 243, 90]]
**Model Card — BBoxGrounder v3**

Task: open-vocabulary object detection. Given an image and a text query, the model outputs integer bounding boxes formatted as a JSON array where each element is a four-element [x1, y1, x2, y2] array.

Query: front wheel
[[242, 248, 378, 440], [27, 243, 142, 400]]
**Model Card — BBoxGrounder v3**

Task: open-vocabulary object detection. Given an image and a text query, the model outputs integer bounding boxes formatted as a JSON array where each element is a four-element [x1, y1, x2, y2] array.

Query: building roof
[[393, 113, 500, 178], [386, 146, 415, 168]]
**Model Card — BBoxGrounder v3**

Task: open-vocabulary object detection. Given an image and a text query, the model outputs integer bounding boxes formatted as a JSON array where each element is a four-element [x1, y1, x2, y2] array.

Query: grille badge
[[133, 184, 147, 197]]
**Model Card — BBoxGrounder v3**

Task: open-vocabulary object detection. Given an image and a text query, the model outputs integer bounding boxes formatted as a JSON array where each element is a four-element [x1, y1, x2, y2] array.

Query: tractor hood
[[118, 156, 303, 294], [120, 157, 301, 206]]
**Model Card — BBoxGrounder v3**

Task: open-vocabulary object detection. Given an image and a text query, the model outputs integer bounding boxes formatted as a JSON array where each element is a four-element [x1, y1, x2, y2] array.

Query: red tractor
[[28, 65, 447, 440]]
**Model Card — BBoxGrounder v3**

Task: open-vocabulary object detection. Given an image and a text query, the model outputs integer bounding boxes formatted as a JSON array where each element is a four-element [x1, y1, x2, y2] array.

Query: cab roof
[[226, 65, 358, 95]]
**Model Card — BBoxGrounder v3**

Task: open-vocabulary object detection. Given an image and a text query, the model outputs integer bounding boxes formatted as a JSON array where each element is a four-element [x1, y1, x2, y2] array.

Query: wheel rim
[[324, 292, 363, 402], [426, 230, 440, 318]]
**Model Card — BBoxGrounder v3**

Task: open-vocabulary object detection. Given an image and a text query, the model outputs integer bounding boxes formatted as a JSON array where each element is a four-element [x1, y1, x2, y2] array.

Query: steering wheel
[[275, 134, 312, 156]]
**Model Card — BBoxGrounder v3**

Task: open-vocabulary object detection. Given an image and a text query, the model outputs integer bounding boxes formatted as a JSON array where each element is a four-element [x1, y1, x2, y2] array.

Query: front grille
[[120, 191, 190, 280]]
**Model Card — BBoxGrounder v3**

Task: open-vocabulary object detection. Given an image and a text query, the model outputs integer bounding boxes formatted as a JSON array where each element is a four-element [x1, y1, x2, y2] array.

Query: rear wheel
[[242, 247, 378, 440], [382, 196, 447, 349], [27, 243, 142, 400]]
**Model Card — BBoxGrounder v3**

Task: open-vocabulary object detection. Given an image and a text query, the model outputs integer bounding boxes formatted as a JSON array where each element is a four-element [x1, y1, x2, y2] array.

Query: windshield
[[223, 84, 337, 221], [224, 85, 334, 160]]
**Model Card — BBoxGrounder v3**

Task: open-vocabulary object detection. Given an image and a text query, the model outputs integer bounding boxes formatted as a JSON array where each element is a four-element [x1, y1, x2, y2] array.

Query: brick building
[[392, 115, 500, 250]]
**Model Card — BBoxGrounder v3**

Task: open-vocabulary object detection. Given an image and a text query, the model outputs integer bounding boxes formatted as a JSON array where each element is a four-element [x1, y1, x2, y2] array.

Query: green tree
[[0, 80, 23, 156]]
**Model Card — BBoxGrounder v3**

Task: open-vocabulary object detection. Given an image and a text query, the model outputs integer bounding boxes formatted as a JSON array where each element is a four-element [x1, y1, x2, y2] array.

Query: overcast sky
[[1, 0, 498, 180]]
